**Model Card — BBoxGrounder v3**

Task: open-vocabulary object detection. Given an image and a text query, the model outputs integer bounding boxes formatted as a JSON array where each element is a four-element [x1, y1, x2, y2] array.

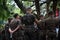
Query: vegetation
[[0, 0, 60, 30]]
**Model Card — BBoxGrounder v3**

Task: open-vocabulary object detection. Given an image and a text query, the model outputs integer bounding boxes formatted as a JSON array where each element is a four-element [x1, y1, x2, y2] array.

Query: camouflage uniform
[[22, 13, 37, 40], [9, 19, 23, 40], [37, 20, 46, 40], [45, 17, 57, 40], [5, 23, 10, 40], [38, 16, 58, 40]]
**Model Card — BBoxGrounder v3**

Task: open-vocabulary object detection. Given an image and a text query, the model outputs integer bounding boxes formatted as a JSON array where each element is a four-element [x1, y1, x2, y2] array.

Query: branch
[[14, 0, 26, 13], [40, 1, 47, 6], [30, 1, 47, 8]]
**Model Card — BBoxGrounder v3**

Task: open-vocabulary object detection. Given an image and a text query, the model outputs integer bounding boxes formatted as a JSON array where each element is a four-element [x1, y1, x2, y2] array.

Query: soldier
[[38, 15, 45, 29], [5, 18, 12, 40], [2, 18, 12, 40], [58, 22, 60, 40], [19, 16, 25, 40], [22, 8, 38, 40], [37, 15, 45, 40], [37, 11, 57, 40], [9, 14, 22, 40], [45, 11, 57, 40]]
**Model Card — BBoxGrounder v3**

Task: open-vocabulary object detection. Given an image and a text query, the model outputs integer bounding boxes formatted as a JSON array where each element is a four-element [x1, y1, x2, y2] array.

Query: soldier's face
[[27, 9, 32, 14], [30, 9, 32, 13], [40, 17, 44, 20], [17, 15, 20, 19], [29, 9, 32, 13]]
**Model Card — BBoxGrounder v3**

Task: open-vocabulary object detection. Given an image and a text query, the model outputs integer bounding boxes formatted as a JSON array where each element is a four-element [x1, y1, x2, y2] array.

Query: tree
[[0, 0, 10, 20], [34, 0, 40, 19], [52, 0, 58, 17], [46, 0, 51, 13], [14, 0, 26, 13]]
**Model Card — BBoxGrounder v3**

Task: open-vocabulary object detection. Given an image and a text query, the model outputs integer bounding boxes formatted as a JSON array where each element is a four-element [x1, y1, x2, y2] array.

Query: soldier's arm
[[12, 20, 22, 32], [12, 25, 20, 32], [8, 19, 14, 33], [33, 15, 39, 24], [35, 19, 39, 23], [35, 18, 43, 24], [9, 26, 19, 33], [9, 28, 13, 33]]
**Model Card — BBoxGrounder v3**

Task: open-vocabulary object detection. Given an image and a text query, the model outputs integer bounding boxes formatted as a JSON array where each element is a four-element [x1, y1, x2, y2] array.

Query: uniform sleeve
[[9, 20, 16, 30], [32, 15, 36, 22], [17, 20, 22, 26]]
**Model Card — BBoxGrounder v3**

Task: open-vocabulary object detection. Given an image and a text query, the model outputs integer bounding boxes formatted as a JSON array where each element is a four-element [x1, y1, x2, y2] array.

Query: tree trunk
[[34, 0, 40, 19], [53, 0, 57, 17], [14, 0, 26, 13], [46, 0, 51, 14]]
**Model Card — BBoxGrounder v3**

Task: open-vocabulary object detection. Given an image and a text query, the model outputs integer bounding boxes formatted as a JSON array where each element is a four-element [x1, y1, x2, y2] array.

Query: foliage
[[0, 0, 10, 20], [22, 1, 33, 8], [57, 1, 60, 9], [0, 24, 4, 31], [0, 0, 60, 30]]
